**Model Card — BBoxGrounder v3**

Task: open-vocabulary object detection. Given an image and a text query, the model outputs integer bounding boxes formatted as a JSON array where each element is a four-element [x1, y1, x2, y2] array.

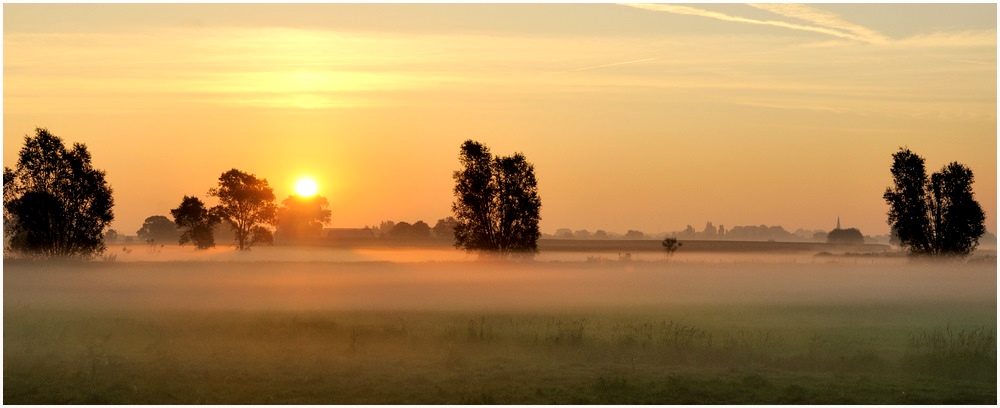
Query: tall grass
[[904, 325, 996, 379]]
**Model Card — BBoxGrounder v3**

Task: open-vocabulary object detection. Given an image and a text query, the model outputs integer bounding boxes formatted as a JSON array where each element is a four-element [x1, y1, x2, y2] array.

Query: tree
[[452, 140, 541, 257], [827, 228, 864, 244], [171, 196, 220, 249], [662, 237, 682, 255], [432, 217, 458, 239], [390, 221, 413, 238], [555, 228, 574, 239], [624, 230, 645, 239], [411, 221, 431, 239], [929, 162, 986, 255], [376, 221, 396, 238], [136, 215, 181, 244], [275, 195, 331, 242], [208, 169, 278, 250], [3, 128, 114, 258], [104, 229, 120, 243], [884, 148, 985, 256]]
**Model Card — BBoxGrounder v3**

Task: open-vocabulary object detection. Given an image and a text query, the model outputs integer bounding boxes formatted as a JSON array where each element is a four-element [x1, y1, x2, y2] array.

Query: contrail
[[747, 4, 888, 44], [618, 3, 878, 43], [567, 57, 658, 72]]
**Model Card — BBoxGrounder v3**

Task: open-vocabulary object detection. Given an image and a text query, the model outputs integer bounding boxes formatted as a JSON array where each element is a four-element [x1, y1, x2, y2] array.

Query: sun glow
[[295, 177, 319, 197]]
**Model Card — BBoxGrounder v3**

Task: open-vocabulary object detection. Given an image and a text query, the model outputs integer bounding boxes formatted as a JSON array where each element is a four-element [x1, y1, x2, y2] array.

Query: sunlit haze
[[4, 4, 996, 237]]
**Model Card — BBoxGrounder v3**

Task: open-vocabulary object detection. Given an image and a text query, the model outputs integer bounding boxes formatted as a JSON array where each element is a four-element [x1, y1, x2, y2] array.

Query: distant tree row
[[371, 217, 458, 240], [5, 129, 985, 260]]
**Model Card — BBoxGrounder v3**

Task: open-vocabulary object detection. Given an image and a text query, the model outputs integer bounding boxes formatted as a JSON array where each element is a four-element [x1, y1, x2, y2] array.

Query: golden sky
[[4, 4, 996, 237]]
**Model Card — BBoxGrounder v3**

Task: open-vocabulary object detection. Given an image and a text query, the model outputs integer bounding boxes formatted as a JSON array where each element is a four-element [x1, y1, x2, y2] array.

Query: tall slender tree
[[452, 140, 541, 258], [209, 169, 277, 250], [884, 148, 985, 256], [928, 162, 985, 255]]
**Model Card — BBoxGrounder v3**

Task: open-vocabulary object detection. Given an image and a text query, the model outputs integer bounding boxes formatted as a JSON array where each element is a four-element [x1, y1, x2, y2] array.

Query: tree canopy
[[171, 196, 221, 249], [826, 228, 864, 244], [208, 169, 278, 250], [452, 140, 541, 257], [137, 215, 181, 244], [3, 128, 114, 259], [884, 148, 985, 256], [276, 194, 331, 241]]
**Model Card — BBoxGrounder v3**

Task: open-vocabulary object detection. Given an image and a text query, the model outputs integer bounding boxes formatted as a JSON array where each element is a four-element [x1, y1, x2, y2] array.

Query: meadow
[[4, 247, 996, 404]]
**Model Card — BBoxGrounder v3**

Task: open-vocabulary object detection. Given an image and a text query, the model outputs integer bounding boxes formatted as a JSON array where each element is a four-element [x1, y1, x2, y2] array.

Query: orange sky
[[4, 4, 996, 237]]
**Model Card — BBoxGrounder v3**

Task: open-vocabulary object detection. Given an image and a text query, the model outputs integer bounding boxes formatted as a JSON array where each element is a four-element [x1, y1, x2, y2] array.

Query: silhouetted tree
[[826, 228, 864, 244], [884, 148, 985, 256], [386, 221, 432, 239], [555, 228, 574, 239], [411, 221, 431, 239], [929, 162, 986, 255], [171, 196, 220, 249], [209, 169, 278, 250], [3, 128, 114, 258], [432, 217, 458, 239], [574, 230, 591, 239], [376, 220, 396, 238], [662, 237, 682, 255], [390, 221, 413, 238], [452, 140, 541, 257], [276, 195, 331, 242], [593, 230, 609, 239], [624, 230, 645, 239], [104, 229, 120, 243], [136, 215, 181, 245]]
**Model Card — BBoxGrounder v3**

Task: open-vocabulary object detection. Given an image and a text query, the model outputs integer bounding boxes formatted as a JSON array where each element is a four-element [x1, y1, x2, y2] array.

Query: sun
[[294, 177, 319, 197]]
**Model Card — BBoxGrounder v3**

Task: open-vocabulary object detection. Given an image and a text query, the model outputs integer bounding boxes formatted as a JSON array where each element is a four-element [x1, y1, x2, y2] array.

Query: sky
[[3, 3, 996, 237]]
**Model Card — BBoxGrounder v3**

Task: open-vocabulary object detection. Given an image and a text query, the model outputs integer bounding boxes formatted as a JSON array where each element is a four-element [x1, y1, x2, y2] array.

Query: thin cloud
[[747, 3, 889, 44], [619, 3, 877, 43]]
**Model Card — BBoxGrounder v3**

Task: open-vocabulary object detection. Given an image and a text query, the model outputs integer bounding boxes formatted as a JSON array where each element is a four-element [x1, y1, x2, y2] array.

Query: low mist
[[5, 247, 995, 312]]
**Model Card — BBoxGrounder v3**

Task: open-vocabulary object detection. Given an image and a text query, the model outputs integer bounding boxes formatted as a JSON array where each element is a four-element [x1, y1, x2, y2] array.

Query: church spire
[[836, 216, 841, 230]]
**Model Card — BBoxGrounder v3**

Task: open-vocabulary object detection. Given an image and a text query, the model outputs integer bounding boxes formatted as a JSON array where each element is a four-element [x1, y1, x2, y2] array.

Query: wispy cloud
[[618, 3, 879, 43], [746, 3, 888, 44], [620, 3, 996, 49]]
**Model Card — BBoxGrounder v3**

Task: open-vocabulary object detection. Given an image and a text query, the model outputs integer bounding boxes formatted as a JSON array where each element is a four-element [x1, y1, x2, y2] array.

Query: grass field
[[4, 251, 996, 404]]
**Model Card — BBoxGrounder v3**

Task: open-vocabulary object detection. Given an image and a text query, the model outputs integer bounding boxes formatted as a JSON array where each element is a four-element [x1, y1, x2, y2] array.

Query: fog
[[5, 246, 995, 312], [6, 246, 996, 404]]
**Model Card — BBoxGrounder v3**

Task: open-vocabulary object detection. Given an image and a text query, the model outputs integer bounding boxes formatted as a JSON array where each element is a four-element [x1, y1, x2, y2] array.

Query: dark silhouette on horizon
[[171, 196, 221, 249], [884, 147, 985, 256], [137, 215, 181, 245], [3, 128, 114, 259], [210, 169, 279, 250], [452, 140, 541, 257]]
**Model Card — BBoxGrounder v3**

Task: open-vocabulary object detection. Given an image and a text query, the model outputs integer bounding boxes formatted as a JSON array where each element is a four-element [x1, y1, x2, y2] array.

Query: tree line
[[2, 128, 985, 259]]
